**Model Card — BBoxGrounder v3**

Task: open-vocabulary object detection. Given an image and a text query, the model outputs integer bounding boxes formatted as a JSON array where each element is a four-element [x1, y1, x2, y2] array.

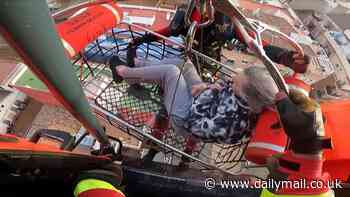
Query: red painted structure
[[57, 2, 123, 58]]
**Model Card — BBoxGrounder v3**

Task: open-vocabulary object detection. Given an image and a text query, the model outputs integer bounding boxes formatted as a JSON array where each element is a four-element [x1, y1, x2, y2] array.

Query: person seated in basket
[[108, 55, 280, 165]]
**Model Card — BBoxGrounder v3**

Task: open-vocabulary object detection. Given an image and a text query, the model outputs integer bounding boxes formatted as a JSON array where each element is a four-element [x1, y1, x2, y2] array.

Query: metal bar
[[161, 40, 166, 59], [111, 29, 120, 52], [90, 103, 235, 176], [95, 39, 105, 56], [87, 80, 107, 90], [81, 52, 95, 77], [71, 132, 89, 151], [84, 88, 99, 98], [247, 18, 304, 56], [218, 1, 289, 93], [125, 23, 237, 74], [213, 0, 256, 31]]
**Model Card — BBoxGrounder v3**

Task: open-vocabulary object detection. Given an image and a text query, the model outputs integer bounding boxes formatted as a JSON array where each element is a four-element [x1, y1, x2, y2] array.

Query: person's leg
[[108, 56, 125, 83], [134, 57, 202, 88], [134, 57, 184, 68], [118, 64, 195, 163], [171, 115, 201, 167], [180, 59, 203, 88], [117, 65, 192, 118], [172, 116, 200, 154]]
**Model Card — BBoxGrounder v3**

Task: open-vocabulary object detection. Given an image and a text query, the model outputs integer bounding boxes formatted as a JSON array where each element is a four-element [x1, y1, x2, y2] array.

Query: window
[[326, 86, 335, 95]]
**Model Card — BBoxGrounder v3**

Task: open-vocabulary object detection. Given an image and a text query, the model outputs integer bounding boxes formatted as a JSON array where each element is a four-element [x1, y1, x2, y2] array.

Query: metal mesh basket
[[95, 82, 163, 126], [76, 23, 249, 175]]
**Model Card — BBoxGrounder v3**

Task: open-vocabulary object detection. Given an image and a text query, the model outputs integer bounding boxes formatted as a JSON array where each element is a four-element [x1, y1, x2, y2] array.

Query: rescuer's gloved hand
[[264, 45, 311, 73], [284, 52, 311, 74], [129, 33, 159, 47], [127, 34, 159, 67], [275, 90, 328, 154]]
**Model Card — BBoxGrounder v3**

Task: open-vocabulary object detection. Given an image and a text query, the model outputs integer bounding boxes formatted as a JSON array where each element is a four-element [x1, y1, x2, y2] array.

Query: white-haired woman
[[109, 56, 279, 163]]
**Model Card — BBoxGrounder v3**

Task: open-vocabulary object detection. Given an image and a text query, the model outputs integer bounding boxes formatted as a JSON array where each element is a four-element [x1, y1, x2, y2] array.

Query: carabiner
[[185, 21, 198, 55], [184, 0, 215, 28], [198, 0, 215, 28]]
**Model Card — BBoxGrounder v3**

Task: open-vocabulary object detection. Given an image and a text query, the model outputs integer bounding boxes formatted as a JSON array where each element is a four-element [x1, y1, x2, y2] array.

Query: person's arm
[[191, 83, 223, 97], [263, 45, 310, 73], [232, 25, 310, 73], [191, 83, 208, 97], [129, 4, 192, 47], [263, 45, 288, 63]]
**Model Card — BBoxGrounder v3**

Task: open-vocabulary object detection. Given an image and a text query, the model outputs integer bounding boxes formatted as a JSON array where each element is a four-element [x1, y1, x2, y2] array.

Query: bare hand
[[208, 83, 223, 91], [191, 83, 208, 97]]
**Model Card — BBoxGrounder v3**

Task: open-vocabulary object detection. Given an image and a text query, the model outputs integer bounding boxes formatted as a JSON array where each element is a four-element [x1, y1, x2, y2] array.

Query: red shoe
[[142, 111, 169, 164], [179, 136, 199, 168], [146, 110, 169, 140]]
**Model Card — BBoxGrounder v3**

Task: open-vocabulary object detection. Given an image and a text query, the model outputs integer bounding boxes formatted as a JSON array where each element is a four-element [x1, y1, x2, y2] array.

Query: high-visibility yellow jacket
[[260, 189, 335, 197], [74, 179, 125, 197]]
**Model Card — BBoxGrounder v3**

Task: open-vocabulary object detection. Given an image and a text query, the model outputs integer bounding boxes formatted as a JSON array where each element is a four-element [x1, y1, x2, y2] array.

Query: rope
[[169, 20, 199, 117], [169, 58, 188, 118]]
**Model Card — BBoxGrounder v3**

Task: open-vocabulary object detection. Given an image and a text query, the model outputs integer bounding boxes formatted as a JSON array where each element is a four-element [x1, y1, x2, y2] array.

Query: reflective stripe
[[70, 8, 88, 19], [101, 4, 121, 24], [260, 189, 335, 197], [288, 84, 309, 97], [61, 38, 75, 57], [74, 179, 119, 197], [247, 142, 285, 153]]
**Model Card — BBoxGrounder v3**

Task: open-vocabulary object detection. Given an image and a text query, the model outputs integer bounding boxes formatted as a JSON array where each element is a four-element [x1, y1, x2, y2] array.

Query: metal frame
[[72, 22, 250, 176], [67, 1, 306, 176]]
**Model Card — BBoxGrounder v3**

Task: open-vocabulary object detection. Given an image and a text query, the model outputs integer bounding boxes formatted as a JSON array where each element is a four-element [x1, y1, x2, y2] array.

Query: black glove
[[275, 90, 330, 154], [264, 45, 310, 73], [126, 33, 160, 67], [130, 33, 159, 47]]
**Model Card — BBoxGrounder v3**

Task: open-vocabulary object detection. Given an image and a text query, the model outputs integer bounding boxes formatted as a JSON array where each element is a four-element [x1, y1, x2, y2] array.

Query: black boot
[[142, 148, 159, 165], [126, 45, 137, 68], [108, 55, 125, 83], [126, 45, 150, 99]]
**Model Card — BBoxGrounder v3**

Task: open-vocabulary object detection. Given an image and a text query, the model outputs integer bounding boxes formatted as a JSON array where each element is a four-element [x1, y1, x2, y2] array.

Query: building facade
[[318, 31, 350, 87]]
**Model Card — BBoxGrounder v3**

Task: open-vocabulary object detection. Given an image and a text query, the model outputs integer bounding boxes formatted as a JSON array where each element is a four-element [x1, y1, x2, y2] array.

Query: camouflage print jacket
[[186, 82, 252, 144]]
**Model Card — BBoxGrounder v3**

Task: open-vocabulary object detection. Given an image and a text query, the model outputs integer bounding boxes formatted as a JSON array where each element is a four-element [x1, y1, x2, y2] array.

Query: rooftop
[[14, 68, 47, 91]]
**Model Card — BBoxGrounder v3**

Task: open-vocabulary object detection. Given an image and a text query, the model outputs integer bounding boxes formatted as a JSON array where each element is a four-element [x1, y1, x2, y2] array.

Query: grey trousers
[[119, 57, 203, 137]]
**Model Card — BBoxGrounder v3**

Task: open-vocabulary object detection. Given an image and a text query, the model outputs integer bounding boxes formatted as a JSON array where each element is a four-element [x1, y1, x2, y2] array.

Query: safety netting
[[73, 23, 250, 174]]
